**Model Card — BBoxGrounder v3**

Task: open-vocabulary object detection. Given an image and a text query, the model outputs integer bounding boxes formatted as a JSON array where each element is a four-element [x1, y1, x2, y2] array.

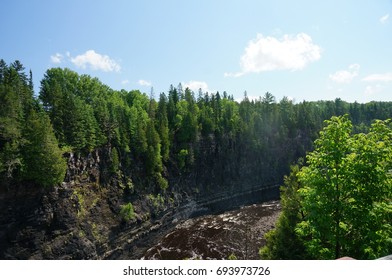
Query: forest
[[0, 59, 391, 259]]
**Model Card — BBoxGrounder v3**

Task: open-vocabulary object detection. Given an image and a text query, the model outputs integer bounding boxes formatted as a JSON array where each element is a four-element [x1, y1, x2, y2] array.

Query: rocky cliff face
[[1, 150, 105, 259], [0, 148, 280, 259], [0, 148, 193, 259]]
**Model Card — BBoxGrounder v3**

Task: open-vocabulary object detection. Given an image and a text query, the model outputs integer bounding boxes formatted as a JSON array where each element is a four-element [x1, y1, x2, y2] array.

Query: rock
[[0, 147, 280, 260]]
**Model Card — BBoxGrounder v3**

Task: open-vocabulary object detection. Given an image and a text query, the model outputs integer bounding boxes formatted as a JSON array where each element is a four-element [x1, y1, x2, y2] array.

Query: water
[[142, 200, 280, 260]]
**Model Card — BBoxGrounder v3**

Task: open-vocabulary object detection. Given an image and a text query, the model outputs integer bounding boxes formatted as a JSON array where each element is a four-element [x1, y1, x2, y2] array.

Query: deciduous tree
[[296, 116, 392, 259]]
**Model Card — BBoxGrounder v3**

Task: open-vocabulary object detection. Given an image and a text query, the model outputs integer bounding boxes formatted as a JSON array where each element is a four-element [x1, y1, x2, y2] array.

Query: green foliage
[[31, 65, 392, 194], [0, 60, 65, 187], [147, 194, 165, 215], [22, 110, 66, 187], [260, 162, 307, 259], [156, 173, 168, 191], [0, 60, 28, 182], [73, 189, 87, 218], [110, 147, 120, 174], [145, 119, 162, 175], [119, 202, 136, 222], [39, 68, 104, 151], [262, 116, 392, 260], [157, 93, 170, 162], [296, 116, 392, 259], [178, 149, 188, 170], [3, 57, 392, 240]]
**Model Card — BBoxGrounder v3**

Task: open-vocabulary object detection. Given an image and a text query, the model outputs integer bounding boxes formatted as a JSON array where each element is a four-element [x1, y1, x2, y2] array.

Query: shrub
[[119, 202, 136, 222]]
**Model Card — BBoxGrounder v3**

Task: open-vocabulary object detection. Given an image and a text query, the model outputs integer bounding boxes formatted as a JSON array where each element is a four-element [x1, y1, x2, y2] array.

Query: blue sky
[[1, 0, 392, 103]]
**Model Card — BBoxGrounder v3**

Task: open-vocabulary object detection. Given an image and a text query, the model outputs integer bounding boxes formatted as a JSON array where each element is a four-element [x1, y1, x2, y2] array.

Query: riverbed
[[142, 200, 281, 260]]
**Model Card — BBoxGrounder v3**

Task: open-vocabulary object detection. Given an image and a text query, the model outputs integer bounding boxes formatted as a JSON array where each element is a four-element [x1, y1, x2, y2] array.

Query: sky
[[1, 0, 392, 103]]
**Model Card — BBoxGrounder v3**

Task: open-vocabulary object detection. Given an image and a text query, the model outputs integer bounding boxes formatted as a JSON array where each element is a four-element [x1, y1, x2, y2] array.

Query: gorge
[[0, 149, 280, 260], [1, 61, 392, 260]]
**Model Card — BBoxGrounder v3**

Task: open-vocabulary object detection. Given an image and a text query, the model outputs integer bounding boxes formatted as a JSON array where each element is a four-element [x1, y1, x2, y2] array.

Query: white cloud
[[329, 64, 360, 83], [380, 14, 389, 24], [70, 50, 121, 72], [121, 80, 130, 85], [50, 53, 63, 64], [225, 33, 321, 77], [138, 79, 152, 87], [224, 72, 244, 78], [365, 84, 384, 96], [363, 73, 392, 82], [184, 80, 210, 92]]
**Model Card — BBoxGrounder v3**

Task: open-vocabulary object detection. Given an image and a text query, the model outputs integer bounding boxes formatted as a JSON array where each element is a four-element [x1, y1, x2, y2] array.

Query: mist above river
[[142, 201, 281, 260]]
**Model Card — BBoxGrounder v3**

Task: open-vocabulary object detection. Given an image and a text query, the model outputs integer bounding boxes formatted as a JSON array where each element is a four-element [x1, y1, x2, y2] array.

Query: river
[[142, 200, 281, 260]]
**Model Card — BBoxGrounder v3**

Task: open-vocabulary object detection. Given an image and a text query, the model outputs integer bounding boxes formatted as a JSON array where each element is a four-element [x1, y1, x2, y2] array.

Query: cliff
[[0, 148, 280, 259]]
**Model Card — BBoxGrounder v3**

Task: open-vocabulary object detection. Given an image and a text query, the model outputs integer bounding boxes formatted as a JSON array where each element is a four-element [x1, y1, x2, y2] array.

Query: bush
[[147, 194, 165, 216], [156, 173, 168, 191], [119, 202, 136, 222]]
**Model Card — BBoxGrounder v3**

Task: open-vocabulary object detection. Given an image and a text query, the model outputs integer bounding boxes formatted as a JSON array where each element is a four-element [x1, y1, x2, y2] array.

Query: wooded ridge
[[1, 59, 391, 259]]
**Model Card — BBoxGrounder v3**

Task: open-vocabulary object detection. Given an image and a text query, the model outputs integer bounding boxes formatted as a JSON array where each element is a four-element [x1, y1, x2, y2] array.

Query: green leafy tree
[[296, 115, 352, 259], [296, 115, 392, 259], [344, 120, 392, 258]]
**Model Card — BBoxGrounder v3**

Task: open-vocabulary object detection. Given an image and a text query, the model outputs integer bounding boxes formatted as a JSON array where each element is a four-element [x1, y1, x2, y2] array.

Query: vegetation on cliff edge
[[261, 116, 392, 259]]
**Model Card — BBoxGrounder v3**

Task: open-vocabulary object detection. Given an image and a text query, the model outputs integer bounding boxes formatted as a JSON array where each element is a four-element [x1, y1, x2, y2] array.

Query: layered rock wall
[[0, 149, 280, 259]]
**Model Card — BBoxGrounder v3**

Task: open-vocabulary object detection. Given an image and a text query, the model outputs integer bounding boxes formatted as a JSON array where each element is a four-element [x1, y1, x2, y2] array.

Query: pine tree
[[157, 93, 170, 162], [22, 110, 66, 187], [260, 162, 307, 259], [145, 119, 162, 175], [0, 62, 24, 182]]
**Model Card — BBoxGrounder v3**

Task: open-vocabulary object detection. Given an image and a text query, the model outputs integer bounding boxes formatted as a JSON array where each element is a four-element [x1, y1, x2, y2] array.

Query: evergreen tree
[[22, 110, 66, 187], [145, 119, 162, 175], [157, 93, 170, 162], [0, 59, 6, 82], [0, 61, 25, 183], [110, 147, 120, 174], [260, 162, 307, 259]]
